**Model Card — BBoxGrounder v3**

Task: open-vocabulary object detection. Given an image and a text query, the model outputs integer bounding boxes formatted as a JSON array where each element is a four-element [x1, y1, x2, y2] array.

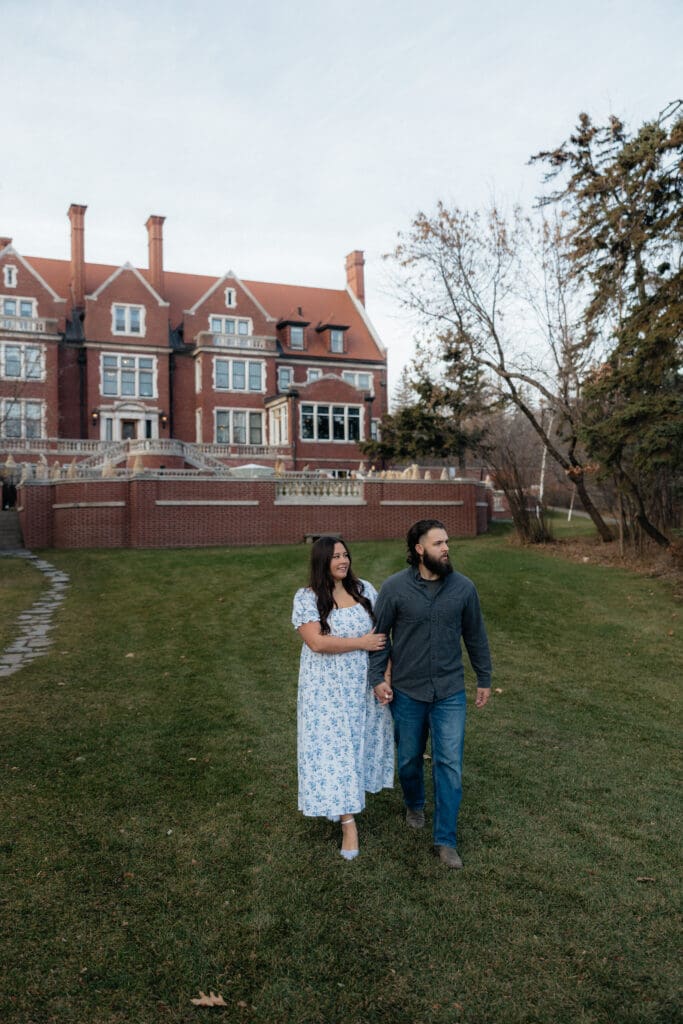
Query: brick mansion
[[0, 204, 387, 473], [0, 205, 499, 549]]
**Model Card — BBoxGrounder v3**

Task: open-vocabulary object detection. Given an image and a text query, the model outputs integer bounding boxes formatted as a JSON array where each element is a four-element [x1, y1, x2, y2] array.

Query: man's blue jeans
[[391, 688, 466, 848]]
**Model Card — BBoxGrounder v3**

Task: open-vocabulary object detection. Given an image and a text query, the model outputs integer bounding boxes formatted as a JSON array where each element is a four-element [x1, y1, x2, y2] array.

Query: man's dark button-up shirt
[[368, 567, 492, 701]]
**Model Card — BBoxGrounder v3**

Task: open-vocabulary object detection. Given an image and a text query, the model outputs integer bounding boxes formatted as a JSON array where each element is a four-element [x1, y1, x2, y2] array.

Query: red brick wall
[[53, 480, 130, 548], [18, 476, 492, 549], [58, 344, 83, 438], [171, 352, 196, 440], [17, 483, 54, 547]]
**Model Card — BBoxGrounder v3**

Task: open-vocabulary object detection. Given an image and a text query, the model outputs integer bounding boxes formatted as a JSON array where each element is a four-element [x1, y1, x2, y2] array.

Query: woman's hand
[[374, 681, 393, 705], [361, 630, 386, 651]]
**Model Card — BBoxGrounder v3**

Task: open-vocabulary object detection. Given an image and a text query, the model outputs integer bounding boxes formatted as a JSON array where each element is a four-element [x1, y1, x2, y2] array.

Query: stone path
[[0, 550, 70, 678]]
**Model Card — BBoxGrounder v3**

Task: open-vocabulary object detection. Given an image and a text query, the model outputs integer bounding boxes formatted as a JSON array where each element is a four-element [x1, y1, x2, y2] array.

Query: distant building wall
[[18, 476, 491, 549]]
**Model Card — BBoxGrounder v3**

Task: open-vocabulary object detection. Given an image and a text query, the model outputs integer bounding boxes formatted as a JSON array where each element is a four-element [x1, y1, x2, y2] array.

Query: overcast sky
[[2, 0, 680, 396]]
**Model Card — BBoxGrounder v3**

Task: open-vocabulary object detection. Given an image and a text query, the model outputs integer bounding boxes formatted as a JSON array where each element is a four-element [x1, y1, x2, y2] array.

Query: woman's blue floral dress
[[292, 581, 394, 818]]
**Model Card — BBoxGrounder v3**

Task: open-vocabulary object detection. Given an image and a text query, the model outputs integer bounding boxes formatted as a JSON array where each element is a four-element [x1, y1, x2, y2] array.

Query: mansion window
[[300, 403, 361, 442], [215, 408, 264, 445], [269, 403, 288, 446], [112, 304, 145, 336], [224, 287, 236, 308], [277, 366, 293, 392], [330, 328, 345, 353], [1, 398, 43, 439], [307, 368, 322, 383], [289, 325, 305, 350], [1, 341, 43, 380], [2, 296, 36, 322], [214, 357, 264, 392], [210, 316, 251, 337], [3, 266, 18, 288], [101, 354, 156, 398], [342, 370, 372, 391]]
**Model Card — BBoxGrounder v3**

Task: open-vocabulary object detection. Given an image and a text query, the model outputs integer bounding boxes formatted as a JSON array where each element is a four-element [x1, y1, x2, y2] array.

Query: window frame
[[111, 303, 146, 337], [277, 366, 293, 392], [100, 352, 157, 399], [209, 315, 252, 337], [0, 398, 44, 440], [329, 328, 345, 354], [299, 402, 363, 443], [0, 340, 45, 381], [2, 266, 18, 288], [1, 295, 36, 321], [213, 356, 264, 393], [342, 370, 373, 392], [214, 407, 265, 445], [289, 325, 305, 350]]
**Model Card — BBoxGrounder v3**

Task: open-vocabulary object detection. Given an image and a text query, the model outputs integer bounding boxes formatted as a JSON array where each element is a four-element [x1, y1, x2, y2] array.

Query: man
[[368, 520, 492, 869]]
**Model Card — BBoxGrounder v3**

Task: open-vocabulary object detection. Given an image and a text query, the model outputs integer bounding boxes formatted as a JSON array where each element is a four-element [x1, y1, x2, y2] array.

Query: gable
[[0, 247, 66, 304]]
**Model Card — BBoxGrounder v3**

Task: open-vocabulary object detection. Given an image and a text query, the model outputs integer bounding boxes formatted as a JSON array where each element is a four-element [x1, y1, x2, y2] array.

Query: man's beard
[[422, 551, 453, 578]]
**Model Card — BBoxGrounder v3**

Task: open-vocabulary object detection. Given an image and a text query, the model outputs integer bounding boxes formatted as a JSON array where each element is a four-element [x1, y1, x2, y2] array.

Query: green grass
[[0, 556, 45, 651], [0, 533, 681, 1024]]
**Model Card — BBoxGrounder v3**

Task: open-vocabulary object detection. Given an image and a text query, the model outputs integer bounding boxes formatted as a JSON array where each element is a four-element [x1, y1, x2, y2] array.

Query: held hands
[[361, 630, 387, 652], [374, 681, 393, 706]]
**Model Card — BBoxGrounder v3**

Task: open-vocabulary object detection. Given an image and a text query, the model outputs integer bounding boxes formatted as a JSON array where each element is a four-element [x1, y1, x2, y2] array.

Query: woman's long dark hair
[[308, 535, 374, 635]]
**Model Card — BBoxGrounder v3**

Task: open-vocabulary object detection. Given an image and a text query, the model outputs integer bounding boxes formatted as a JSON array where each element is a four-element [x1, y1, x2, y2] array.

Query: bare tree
[[482, 405, 552, 542], [388, 203, 614, 540]]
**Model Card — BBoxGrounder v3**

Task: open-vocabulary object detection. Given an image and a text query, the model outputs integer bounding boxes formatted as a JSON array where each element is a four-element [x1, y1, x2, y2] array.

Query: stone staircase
[[0, 510, 23, 549]]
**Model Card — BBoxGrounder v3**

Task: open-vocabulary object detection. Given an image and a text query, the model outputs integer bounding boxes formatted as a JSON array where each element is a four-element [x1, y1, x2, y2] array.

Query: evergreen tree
[[360, 337, 489, 472], [533, 100, 683, 546]]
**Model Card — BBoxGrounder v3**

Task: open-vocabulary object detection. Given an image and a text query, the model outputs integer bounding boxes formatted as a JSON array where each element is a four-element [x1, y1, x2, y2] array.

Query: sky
[[2, 0, 681, 399]]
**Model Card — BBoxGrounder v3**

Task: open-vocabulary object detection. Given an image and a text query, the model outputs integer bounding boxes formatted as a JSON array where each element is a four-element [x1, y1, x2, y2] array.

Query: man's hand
[[475, 687, 491, 708], [374, 682, 393, 706]]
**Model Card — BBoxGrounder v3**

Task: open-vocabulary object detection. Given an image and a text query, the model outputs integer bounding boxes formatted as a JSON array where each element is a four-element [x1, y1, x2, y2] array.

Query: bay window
[[300, 403, 362, 442]]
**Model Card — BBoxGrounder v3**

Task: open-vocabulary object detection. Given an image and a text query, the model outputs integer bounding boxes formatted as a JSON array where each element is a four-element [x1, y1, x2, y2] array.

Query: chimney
[[68, 203, 87, 308], [345, 250, 365, 306], [0, 237, 12, 250], [146, 215, 165, 296]]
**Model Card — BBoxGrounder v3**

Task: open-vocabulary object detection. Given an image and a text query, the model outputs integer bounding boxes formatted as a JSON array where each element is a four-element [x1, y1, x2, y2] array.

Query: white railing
[[196, 332, 278, 352], [1, 438, 104, 455], [0, 316, 59, 334], [275, 475, 363, 500]]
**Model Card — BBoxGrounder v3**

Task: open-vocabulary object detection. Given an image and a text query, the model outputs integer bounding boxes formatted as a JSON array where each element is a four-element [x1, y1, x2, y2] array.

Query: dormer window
[[316, 322, 348, 353], [3, 265, 17, 288], [277, 317, 310, 350], [112, 303, 145, 336], [330, 329, 344, 353]]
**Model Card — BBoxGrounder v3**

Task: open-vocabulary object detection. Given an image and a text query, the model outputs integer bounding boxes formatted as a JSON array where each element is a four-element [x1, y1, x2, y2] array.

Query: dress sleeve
[[360, 579, 378, 608], [292, 588, 320, 630]]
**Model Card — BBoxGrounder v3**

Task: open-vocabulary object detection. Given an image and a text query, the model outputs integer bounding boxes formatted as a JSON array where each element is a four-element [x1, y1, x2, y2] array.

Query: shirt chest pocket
[[435, 600, 462, 633]]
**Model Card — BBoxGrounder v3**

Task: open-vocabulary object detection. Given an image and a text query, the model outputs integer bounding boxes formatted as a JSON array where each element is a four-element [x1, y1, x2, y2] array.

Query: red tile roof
[[24, 257, 384, 364]]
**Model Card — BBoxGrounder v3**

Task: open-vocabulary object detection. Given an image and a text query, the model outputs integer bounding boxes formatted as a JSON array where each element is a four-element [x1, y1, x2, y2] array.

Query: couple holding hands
[[292, 520, 492, 870]]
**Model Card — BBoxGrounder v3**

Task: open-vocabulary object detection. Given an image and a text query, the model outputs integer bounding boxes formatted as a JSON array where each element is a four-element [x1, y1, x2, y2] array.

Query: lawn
[[0, 530, 680, 1024], [0, 556, 45, 652]]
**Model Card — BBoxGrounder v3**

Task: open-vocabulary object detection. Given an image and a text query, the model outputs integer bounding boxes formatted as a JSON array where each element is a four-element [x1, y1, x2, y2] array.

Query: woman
[[292, 536, 394, 860]]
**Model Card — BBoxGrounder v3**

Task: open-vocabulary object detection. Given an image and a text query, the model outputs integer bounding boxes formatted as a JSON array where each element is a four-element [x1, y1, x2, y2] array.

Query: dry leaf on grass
[[636, 876, 656, 883], [191, 990, 227, 1007]]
